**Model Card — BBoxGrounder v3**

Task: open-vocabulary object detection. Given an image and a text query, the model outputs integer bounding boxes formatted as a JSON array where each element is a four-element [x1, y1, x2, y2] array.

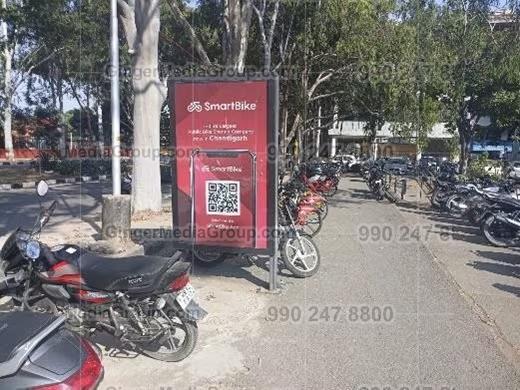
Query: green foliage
[[2, 0, 520, 167], [44, 158, 112, 177], [465, 153, 502, 180]]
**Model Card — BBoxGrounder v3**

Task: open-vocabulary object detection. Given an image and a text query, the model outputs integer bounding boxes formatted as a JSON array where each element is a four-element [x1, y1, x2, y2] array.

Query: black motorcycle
[[0, 181, 207, 362], [479, 195, 520, 247], [0, 311, 104, 390]]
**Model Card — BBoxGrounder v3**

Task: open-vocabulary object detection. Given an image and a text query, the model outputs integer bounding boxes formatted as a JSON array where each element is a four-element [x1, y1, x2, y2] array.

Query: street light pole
[[102, 0, 130, 242], [110, 0, 121, 195]]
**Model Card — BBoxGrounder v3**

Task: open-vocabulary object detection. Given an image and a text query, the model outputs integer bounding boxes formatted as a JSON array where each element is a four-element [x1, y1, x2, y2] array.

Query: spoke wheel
[[297, 210, 322, 237], [481, 215, 519, 247], [281, 234, 320, 278], [138, 309, 198, 362]]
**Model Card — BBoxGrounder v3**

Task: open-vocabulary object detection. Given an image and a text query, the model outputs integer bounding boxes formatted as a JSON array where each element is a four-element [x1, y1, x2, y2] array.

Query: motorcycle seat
[[77, 250, 188, 292]]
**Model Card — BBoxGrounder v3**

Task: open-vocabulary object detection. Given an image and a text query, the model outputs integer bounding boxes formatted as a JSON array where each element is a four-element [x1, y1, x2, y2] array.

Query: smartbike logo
[[187, 100, 257, 112]]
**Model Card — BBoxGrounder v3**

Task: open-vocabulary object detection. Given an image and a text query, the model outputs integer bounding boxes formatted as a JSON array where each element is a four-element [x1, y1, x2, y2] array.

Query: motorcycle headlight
[[25, 240, 40, 259]]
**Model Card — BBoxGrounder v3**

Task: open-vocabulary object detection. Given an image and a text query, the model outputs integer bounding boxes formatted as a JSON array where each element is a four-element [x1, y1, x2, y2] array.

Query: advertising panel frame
[[168, 76, 279, 258]]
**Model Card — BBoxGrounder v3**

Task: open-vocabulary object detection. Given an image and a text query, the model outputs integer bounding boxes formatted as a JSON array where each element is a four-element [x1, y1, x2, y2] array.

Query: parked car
[[418, 156, 439, 170], [0, 312, 104, 390], [382, 157, 411, 175], [506, 161, 520, 180]]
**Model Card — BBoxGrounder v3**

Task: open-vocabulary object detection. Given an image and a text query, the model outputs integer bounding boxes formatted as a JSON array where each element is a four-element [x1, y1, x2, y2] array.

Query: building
[[328, 121, 454, 159]]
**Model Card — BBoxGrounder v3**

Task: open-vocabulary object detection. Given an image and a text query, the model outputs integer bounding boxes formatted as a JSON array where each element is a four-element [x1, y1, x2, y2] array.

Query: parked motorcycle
[[277, 190, 321, 278], [363, 161, 398, 203], [279, 181, 323, 237], [0, 181, 207, 362], [478, 195, 520, 247], [299, 162, 341, 197], [0, 312, 104, 390]]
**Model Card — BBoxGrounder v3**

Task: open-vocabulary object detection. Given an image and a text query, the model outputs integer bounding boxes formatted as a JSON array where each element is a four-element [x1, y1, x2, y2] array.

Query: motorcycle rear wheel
[[318, 202, 328, 219], [481, 215, 519, 247], [445, 194, 466, 217], [298, 210, 322, 237], [323, 184, 338, 197], [139, 308, 198, 362]]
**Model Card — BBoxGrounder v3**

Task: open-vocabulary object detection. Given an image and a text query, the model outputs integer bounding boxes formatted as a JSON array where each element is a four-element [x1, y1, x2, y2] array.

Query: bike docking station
[[168, 75, 281, 292]]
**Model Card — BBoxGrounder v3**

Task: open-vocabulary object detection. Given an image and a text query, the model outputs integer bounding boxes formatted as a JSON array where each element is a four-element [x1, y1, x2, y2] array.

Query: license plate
[[176, 283, 195, 310]]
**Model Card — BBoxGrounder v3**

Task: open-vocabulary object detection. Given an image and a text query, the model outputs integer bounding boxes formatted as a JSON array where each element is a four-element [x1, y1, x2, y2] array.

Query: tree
[[252, 0, 280, 71], [436, 0, 495, 173], [119, 0, 165, 213], [222, 0, 253, 72], [1, 0, 13, 160], [1, 0, 83, 159]]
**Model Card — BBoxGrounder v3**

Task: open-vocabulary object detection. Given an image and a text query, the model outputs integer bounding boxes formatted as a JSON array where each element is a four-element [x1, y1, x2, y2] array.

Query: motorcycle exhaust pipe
[[495, 214, 520, 229]]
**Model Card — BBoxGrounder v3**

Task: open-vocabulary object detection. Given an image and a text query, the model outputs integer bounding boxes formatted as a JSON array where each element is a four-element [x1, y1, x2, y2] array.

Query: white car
[[507, 161, 520, 179]]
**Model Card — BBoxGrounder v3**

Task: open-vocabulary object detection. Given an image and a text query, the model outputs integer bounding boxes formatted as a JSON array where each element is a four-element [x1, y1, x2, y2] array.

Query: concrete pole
[[111, 0, 121, 195], [315, 105, 321, 158], [331, 137, 337, 158], [102, 0, 131, 242]]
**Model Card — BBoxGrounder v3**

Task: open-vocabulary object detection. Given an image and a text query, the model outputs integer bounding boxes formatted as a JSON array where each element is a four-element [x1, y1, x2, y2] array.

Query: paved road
[[0, 182, 172, 243], [225, 177, 520, 390]]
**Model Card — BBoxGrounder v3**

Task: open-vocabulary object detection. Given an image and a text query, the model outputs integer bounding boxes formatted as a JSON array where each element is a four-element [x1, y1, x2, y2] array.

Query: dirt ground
[[35, 208, 272, 390]]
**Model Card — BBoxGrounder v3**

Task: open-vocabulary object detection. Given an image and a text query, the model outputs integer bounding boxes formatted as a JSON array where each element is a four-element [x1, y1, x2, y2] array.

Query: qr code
[[206, 180, 240, 216]]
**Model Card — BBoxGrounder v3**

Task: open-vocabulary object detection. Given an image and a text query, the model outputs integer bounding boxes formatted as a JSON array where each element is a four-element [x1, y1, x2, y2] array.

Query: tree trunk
[[457, 111, 478, 174], [286, 112, 301, 157], [57, 78, 66, 157], [85, 88, 94, 143], [458, 128, 472, 174], [223, 0, 253, 72], [3, 96, 13, 161], [2, 0, 13, 161], [97, 99, 105, 154], [131, 0, 164, 213], [253, 0, 279, 71]]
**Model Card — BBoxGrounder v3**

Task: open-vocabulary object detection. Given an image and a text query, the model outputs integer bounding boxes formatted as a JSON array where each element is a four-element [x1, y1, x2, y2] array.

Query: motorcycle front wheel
[[0, 260, 13, 311], [281, 233, 320, 278], [384, 189, 398, 203], [430, 188, 443, 208]]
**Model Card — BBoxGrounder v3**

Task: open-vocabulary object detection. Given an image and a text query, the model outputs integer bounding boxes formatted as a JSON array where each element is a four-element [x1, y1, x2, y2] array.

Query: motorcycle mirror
[[36, 180, 49, 197]]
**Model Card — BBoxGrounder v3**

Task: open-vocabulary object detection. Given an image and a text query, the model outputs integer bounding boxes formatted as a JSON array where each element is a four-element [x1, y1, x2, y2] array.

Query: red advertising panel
[[169, 78, 278, 255]]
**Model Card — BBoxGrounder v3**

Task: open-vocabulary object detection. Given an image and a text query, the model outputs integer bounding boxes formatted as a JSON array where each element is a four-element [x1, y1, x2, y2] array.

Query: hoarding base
[[268, 251, 280, 292]]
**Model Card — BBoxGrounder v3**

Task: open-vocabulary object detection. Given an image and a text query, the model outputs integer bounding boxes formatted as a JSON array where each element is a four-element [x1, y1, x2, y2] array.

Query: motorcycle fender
[[184, 301, 208, 321], [163, 294, 207, 322]]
